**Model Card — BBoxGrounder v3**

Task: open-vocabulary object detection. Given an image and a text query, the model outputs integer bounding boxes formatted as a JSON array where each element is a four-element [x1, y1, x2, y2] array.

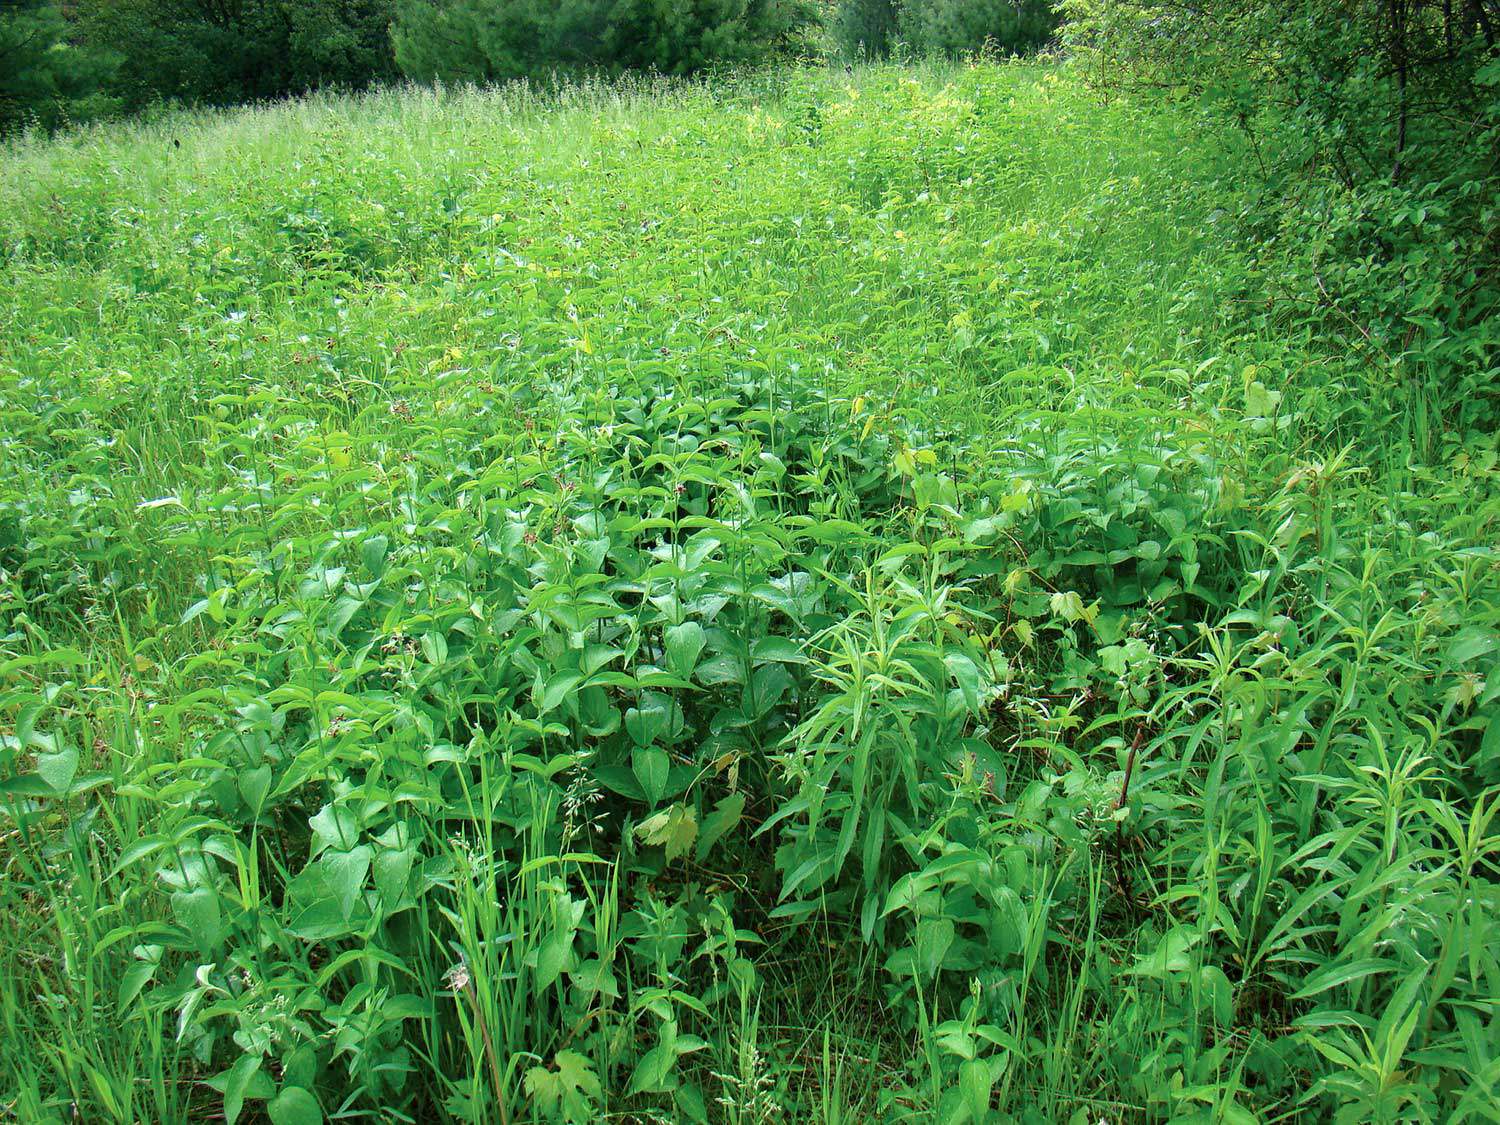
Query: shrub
[[1063, 0, 1500, 431]]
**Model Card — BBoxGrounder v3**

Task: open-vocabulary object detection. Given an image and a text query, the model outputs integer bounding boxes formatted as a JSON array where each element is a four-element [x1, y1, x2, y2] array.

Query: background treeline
[[0, 0, 1056, 134]]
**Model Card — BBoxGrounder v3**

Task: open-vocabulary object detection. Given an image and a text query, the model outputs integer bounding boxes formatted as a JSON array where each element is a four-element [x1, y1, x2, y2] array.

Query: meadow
[[1, 61, 1496, 1123]]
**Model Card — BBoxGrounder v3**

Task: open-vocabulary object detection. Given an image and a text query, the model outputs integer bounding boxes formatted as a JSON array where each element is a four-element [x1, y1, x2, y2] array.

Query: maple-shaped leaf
[[634, 803, 698, 862]]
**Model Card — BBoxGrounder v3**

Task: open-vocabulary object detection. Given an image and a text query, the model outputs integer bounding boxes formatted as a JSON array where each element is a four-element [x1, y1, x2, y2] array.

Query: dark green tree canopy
[[392, 0, 814, 83], [832, 0, 1057, 59], [0, 0, 118, 132], [81, 0, 399, 110]]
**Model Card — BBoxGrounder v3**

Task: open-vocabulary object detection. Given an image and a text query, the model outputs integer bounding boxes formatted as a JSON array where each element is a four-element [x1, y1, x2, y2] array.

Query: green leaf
[[117, 958, 157, 1011], [320, 845, 372, 920], [664, 621, 706, 679], [632, 746, 669, 806], [626, 1021, 679, 1095], [1128, 926, 1200, 978], [524, 1066, 562, 1116], [1448, 627, 1498, 666], [695, 792, 745, 861], [535, 928, 574, 992], [554, 1049, 601, 1097], [267, 1086, 323, 1125], [1482, 715, 1500, 764], [916, 917, 955, 978], [0, 773, 59, 797], [751, 636, 806, 664], [420, 630, 449, 666], [540, 670, 583, 714], [958, 1056, 994, 1123], [171, 886, 223, 952], [309, 804, 359, 856], [359, 534, 389, 575], [36, 746, 80, 793], [1200, 965, 1234, 1026], [625, 697, 671, 747], [373, 846, 414, 906], [593, 765, 646, 801], [224, 1054, 262, 1125], [944, 651, 981, 713], [238, 765, 273, 817]]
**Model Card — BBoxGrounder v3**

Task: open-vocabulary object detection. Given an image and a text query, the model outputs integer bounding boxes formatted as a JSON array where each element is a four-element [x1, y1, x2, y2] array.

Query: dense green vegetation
[[1065, 0, 1500, 432], [0, 0, 1059, 133], [83, 0, 400, 112], [0, 0, 823, 131], [0, 0, 119, 132], [392, 0, 814, 82], [2, 56, 1497, 1125], [832, 0, 1057, 60]]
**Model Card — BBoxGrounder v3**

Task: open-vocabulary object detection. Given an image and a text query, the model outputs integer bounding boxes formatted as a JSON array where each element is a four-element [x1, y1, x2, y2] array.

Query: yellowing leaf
[[634, 803, 697, 863]]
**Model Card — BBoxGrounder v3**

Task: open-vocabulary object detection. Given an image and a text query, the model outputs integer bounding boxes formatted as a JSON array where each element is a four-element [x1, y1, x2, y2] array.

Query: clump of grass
[[1, 60, 1496, 1124]]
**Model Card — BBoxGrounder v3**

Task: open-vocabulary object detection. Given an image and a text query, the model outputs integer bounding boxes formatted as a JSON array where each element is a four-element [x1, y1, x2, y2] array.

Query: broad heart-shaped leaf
[[238, 765, 273, 818], [1128, 925, 1201, 978], [626, 1020, 680, 1095], [373, 846, 414, 906], [36, 746, 80, 793], [695, 653, 746, 686], [420, 630, 448, 667], [0, 773, 58, 798], [534, 927, 576, 992], [958, 1056, 995, 1123], [1482, 714, 1500, 766], [309, 804, 360, 856], [1447, 626, 1498, 666], [117, 958, 157, 1011], [171, 886, 224, 953], [916, 917, 955, 979], [319, 845, 372, 920], [664, 621, 707, 680], [539, 670, 583, 715], [632, 746, 669, 806], [750, 635, 807, 664], [593, 765, 646, 801], [267, 1085, 323, 1125], [944, 651, 982, 714], [625, 696, 670, 748], [359, 533, 389, 576]]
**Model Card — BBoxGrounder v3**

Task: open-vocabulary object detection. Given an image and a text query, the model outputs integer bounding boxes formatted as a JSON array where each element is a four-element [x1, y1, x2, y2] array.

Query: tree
[[1063, 0, 1499, 400], [1062, 0, 1497, 189], [831, 0, 901, 59], [392, 0, 814, 83], [0, 0, 117, 132], [832, 0, 1057, 60], [898, 0, 1057, 57], [79, 0, 398, 110]]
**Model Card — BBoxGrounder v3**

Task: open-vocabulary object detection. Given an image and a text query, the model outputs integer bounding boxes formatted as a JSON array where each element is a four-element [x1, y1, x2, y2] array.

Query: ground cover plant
[[1, 60, 1497, 1123]]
